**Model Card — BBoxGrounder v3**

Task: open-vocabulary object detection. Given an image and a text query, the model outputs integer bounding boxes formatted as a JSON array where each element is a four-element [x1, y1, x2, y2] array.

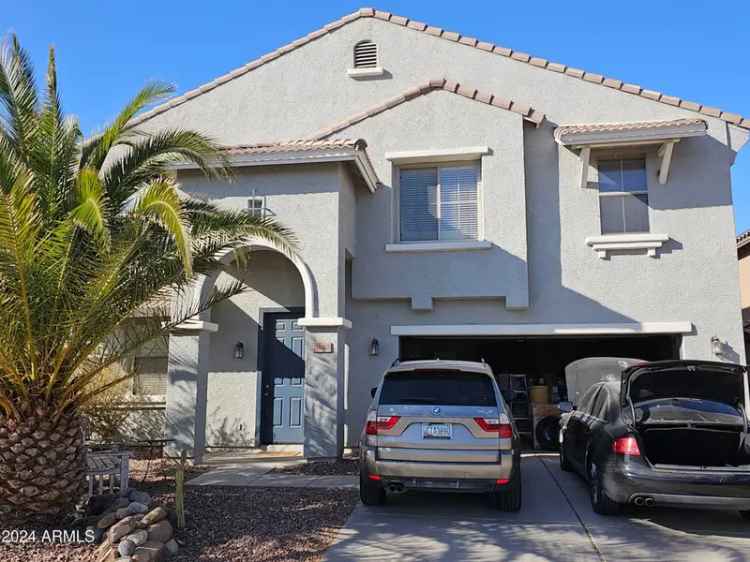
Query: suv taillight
[[474, 417, 513, 438], [612, 436, 641, 456], [365, 414, 401, 435]]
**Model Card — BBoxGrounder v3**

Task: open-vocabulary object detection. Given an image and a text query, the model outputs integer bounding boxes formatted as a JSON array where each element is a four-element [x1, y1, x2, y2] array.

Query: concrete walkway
[[324, 454, 750, 562], [187, 460, 357, 488]]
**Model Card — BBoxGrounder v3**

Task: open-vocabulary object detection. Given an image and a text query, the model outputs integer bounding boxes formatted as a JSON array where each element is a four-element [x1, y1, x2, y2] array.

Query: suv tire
[[493, 469, 522, 512], [740, 511, 750, 521], [359, 470, 385, 506], [589, 461, 621, 515]]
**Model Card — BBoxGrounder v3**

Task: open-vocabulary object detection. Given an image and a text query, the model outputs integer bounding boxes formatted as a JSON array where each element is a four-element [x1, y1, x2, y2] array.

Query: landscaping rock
[[109, 515, 139, 542], [97, 512, 118, 529], [118, 539, 136, 557], [147, 519, 173, 543], [114, 559, 133, 562], [124, 529, 148, 547], [88, 493, 117, 515], [116, 507, 130, 519], [140, 506, 167, 526], [128, 501, 149, 514], [133, 540, 165, 562], [116, 497, 131, 508], [94, 526, 106, 543], [164, 538, 179, 555], [129, 490, 151, 505]]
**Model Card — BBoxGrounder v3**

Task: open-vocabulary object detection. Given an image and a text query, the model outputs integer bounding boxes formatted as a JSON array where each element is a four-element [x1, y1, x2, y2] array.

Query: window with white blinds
[[132, 356, 168, 397], [399, 164, 480, 242], [353, 41, 378, 68], [597, 158, 649, 234]]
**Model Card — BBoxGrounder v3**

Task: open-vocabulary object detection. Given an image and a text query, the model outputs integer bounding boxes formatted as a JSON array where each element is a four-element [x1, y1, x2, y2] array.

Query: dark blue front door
[[261, 312, 305, 444]]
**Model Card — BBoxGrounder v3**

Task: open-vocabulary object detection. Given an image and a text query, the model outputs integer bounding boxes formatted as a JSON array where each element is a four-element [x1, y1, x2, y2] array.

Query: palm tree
[[0, 35, 294, 517]]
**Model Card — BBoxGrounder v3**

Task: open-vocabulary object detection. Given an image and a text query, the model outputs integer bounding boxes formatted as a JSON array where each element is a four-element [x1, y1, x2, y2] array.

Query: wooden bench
[[86, 449, 130, 497]]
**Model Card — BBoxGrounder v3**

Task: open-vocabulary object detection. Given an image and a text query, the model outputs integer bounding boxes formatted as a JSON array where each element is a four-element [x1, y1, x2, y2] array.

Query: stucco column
[[164, 324, 215, 462], [303, 326, 347, 458]]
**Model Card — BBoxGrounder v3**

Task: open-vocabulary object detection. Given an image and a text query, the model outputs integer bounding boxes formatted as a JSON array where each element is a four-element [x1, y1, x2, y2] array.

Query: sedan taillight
[[612, 436, 641, 456], [365, 414, 401, 435], [474, 417, 513, 438]]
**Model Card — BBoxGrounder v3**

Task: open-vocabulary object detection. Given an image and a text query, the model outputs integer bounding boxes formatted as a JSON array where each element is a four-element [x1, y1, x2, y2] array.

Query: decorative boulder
[[116, 497, 131, 509], [128, 502, 149, 515], [109, 515, 139, 542], [147, 519, 173, 543], [133, 540, 165, 562], [124, 529, 148, 547], [118, 539, 136, 557], [165, 539, 179, 556], [116, 507, 130, 520], [140, 506, 167, 526]]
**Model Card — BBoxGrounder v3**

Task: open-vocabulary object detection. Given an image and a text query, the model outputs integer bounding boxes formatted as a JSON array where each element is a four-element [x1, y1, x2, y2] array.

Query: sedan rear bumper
[[364, 447, 513, 480], [604, 459, 750, 509]]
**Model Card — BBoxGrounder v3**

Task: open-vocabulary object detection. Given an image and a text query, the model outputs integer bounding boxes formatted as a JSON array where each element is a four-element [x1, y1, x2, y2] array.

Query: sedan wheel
[[589, 462, 621, 516], [559, 437, 573, 472]]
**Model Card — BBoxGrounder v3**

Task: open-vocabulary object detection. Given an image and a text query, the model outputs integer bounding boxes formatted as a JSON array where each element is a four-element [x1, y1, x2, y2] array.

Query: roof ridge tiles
[[308, 78, 543, 141], [129, 7, 749, 131]]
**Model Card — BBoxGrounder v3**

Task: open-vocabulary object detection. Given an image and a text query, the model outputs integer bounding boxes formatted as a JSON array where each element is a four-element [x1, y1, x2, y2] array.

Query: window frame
[[394, 159, 484, 244], [247, 194, 267, 219], [593, 152, 651, 235]]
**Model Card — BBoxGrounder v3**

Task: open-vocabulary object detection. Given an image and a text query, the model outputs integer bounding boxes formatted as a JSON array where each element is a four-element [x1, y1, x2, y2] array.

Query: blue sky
[[6, 1, 750, 232]]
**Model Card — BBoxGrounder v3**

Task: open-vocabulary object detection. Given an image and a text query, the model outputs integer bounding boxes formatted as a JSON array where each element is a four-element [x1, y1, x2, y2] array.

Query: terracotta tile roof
[[130, 7, 749, 131], [220, 138, 367, 155], [737, 229, 750, 248], [556, 118, 707, 137], [309, 78, 544, 140]]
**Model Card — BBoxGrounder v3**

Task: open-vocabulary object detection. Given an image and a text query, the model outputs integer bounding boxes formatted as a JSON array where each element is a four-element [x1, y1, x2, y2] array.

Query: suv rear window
[[379, 370, 497, 406]]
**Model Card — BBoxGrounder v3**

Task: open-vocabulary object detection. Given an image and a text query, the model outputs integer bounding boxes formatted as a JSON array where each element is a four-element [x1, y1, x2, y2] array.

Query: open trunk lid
[[622, 361, 750, 468]]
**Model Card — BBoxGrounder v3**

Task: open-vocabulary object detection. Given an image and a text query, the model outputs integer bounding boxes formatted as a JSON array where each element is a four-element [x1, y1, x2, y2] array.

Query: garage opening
[[399, 334, 680, 447]]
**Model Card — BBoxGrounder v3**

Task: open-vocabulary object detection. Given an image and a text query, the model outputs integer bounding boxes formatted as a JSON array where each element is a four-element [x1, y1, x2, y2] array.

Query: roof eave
[[171, 147, 380, 192], [555, 122, 708, 148]]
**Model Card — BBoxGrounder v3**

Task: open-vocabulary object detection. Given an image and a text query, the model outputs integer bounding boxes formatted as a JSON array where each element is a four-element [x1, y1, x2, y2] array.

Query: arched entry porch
[[164, 239, 348, 461]]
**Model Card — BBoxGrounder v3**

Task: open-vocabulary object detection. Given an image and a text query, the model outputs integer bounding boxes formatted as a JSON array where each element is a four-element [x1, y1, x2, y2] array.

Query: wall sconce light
[[234, 341, 245, 359], [369, 338, 379, 357], [711, 336, 723, 357]]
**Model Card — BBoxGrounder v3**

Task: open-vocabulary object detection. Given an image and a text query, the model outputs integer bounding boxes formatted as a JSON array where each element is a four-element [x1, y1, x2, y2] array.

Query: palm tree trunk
[[0, 407, 86, 516]]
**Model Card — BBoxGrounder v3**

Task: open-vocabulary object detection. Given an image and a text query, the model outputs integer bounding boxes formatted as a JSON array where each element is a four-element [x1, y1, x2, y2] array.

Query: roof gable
[[130, 7, 749, 131], [309, 78, 543, 140]]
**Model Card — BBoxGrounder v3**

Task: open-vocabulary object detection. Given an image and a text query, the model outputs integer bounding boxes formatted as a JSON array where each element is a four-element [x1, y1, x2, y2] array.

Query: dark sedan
[[559, 358, 750, 516]]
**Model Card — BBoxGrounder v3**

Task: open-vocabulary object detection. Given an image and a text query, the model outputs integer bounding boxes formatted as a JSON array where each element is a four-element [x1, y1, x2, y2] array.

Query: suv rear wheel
[[740, 511, 750, 521], [493, 469, 522, 512], [359, 469, 385, 506]]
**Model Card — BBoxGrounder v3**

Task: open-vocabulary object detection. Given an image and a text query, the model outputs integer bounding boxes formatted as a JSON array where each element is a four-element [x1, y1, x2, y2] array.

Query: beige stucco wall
[[147, 13, 749, 449], [739, 249, 750, 310]]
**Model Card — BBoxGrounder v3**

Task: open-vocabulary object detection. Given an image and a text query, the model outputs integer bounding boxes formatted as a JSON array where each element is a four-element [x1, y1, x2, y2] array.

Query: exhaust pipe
[[644, 497, 655, 507], [388, 483, 405, 494], [633, 496, 645, 506]]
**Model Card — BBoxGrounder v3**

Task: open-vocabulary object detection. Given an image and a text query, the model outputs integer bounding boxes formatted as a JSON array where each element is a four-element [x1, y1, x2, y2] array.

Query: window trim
[[393, 159, 484, 245]]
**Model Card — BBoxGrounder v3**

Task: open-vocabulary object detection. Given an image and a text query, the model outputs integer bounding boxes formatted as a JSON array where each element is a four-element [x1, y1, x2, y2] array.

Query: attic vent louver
[[354, 40, 378, 68]]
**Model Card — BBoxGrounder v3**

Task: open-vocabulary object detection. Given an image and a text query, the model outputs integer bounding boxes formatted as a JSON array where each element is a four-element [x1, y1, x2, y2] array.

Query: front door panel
[[262, 312, 305, 444]]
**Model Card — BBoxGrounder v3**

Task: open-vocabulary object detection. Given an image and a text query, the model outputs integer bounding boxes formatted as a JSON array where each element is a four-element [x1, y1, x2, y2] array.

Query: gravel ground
[[270, 458, 360, 476], [0, 458, 358, 562]]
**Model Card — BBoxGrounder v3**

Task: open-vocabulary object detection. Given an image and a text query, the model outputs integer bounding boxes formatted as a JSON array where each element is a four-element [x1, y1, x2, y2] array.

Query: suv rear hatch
[[375, 369, 508, 464], [623, 361, 750, 468]]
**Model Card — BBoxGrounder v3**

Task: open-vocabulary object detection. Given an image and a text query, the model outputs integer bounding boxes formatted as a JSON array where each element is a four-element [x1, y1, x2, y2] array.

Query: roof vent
[[354, 40, 378, 68], [348, 40, 384, 78]]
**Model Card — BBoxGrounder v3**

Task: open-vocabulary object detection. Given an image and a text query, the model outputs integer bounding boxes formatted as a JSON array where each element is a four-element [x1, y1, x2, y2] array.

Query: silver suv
[[359, 359, 522, 510]]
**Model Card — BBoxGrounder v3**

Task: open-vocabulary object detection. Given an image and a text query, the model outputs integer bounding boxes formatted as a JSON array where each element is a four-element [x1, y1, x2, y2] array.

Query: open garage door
[[400, 334, 680, 446]]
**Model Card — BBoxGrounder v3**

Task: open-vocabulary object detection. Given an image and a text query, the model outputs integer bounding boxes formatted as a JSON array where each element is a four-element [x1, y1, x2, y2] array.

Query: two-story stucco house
[[131, 8, 750, 460]]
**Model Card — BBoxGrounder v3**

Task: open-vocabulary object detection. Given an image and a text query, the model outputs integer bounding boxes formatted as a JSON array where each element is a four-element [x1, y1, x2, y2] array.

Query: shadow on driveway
[[323, 454, 750, 562]]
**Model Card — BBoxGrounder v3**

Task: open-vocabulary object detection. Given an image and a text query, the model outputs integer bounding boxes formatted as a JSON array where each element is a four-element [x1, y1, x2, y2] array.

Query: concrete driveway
[[324, 453, 750, 562]]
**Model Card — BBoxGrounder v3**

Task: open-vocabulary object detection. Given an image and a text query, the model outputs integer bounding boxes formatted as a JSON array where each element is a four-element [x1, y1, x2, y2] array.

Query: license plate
[[423, 422, 451, 439]]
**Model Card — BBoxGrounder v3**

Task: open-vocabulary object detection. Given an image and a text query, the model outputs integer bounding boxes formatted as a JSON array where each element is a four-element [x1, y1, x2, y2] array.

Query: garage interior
[[399, 334, 680, 448]]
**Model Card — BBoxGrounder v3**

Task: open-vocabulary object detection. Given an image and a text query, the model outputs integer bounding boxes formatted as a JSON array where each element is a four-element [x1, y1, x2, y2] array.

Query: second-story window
[[597, 158, 649, 234], [248, 195, 266, 218], [399, 164, 479, 242]]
